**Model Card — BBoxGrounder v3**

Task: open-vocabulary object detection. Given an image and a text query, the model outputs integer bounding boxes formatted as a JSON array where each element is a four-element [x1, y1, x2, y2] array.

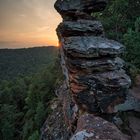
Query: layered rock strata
[[55, 0, 131, 114], [40, 83, 129, 140]]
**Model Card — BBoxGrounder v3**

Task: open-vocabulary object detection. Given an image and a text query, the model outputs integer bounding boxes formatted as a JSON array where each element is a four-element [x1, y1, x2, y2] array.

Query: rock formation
[[41, 0, 133, 140], [55, 0, 131, 115]]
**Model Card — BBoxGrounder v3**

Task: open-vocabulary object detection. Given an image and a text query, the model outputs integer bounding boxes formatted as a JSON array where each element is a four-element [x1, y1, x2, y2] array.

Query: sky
[[0, 0, 62, 49]]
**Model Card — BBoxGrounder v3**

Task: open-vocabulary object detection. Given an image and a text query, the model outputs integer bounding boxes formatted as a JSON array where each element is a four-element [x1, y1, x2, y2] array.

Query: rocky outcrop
[[41, 83, 133, 140], [55, 0, 131, 115], [41, 0, 134, 140]]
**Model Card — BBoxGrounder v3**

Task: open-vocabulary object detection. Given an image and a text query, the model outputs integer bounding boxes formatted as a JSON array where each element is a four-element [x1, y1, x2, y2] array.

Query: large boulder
[[71, 114, 130, 140]]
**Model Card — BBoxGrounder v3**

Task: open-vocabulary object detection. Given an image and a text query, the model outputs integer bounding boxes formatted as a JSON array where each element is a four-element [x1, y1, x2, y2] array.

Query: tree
[[28, 131, 39, 140], [35, 102, 46, 128], [0, 104, 16, 140]]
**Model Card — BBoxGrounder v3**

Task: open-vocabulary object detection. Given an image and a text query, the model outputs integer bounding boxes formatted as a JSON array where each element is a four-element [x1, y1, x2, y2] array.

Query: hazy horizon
[[0, 45, 57, 50], [0, 0, 62, 49]]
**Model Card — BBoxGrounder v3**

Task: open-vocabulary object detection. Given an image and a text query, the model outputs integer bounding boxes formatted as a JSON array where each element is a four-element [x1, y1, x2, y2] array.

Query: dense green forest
[[0, 47, 63, 140], [95, 0, 140, 76], [0, 47, 58, 81], [0, 0, 140, 140]]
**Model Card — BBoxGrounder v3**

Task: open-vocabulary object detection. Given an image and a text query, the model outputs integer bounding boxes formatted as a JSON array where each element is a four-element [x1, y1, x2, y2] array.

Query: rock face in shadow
[[67, 57, 124, 70], [55, 0, 131, 114], [52, 0, 132, 139], [41, 83, 140, 140]]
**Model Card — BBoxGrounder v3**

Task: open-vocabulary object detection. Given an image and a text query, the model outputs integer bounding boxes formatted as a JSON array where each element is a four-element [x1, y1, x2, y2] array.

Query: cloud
[[19, 14, 27, 18], [37, 26, 50, 32], [0, 0, 61, 48], [0, 41, 18, 44]]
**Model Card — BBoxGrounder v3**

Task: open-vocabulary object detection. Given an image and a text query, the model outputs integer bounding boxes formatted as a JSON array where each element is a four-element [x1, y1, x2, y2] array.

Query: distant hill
[[0, 46, 58, 81]]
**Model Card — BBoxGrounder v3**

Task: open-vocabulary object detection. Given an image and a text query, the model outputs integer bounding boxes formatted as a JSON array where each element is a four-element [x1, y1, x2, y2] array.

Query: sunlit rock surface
[[62, 36, 125, 58]]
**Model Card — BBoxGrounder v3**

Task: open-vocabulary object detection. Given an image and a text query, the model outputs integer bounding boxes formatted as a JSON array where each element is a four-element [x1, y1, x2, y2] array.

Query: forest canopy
[[96, 0, 140, 69], [0, 47, 63, 140]]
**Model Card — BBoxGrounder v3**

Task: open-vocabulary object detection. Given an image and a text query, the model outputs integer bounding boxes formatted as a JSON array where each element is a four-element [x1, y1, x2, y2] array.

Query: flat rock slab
[[57, 20, 104, 37], [71, 113, 130, 140], [70, 70, 131, 92], [62, 36, 125, 58], [66, 57, 124, 72], [55, 0, 107, 18]]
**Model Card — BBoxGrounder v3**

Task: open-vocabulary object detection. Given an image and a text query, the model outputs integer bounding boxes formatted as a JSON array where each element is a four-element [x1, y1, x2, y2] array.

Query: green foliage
[[28, 131, 39, 140], [123, 28, 140, 68], [22, 119, 34, 140], [34, 102, 46, 128], [0, 104, 16, 140], [135, 17, 140, 32], [0, 47, 63, 140], [0, 47, 58, 81], [94, 0, 140, 76], [97, 0, 140, 41]]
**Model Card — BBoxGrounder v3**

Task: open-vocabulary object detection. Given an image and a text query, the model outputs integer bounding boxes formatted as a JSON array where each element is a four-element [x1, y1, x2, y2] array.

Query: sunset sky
[[0, 0, 62, 49]]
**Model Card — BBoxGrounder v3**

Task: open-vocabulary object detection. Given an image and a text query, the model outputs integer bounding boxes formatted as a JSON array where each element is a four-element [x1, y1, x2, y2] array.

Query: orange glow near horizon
[[0, 0, 62, 49]]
